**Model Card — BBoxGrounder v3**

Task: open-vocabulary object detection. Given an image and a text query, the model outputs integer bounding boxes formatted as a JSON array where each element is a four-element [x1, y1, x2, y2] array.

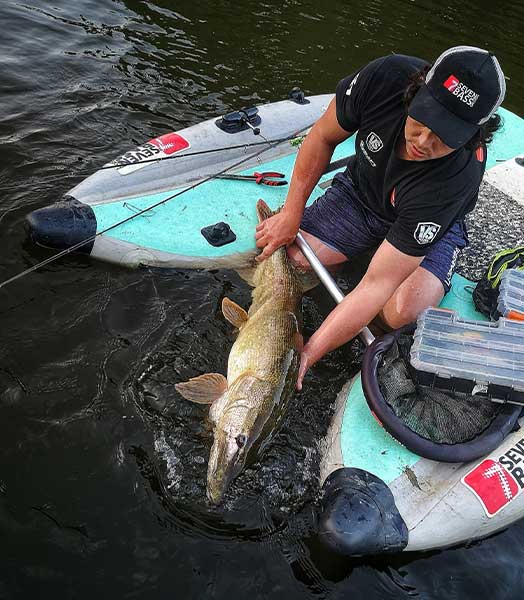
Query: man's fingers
[[296, 351, 310, 390], [255, 233, 269, 249], [256, 214, 276, 231], [255, 243, 276, 262], [255, 249, 270, 262], [296, 375, 303, 391], [254, 228, 266, 241]]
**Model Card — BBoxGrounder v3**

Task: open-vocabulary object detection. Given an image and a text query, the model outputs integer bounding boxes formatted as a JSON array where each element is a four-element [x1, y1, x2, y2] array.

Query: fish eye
[[236, 434, 247, 448]]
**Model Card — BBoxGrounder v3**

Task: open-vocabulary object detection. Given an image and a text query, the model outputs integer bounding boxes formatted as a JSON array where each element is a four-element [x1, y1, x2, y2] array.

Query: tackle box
[[410, 307, 524, 404], [497, 268, 524, 319]]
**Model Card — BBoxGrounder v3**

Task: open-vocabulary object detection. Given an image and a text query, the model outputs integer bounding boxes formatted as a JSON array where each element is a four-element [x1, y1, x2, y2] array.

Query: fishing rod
[[0, 121, 315, 290]]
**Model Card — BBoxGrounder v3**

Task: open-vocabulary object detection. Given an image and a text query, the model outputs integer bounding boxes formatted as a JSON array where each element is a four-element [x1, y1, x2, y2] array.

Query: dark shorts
[[301, 173, 468, 293]]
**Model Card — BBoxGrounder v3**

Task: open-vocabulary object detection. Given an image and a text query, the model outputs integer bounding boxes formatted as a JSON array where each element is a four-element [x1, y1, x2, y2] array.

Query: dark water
[[1, 1, 524, 598]]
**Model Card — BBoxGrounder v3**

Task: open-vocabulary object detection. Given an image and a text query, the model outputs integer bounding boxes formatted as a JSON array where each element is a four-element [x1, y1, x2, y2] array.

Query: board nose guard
[[317, 467, 408, 556], [25, 196, 97, 254]]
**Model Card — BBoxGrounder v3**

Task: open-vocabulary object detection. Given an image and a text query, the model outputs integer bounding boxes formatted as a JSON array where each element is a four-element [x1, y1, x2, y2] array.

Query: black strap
[[324, 156, 350, 175]]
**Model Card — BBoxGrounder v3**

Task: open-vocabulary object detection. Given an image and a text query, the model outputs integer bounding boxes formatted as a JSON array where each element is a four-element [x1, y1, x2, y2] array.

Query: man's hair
[[403, 65, 502, 150]]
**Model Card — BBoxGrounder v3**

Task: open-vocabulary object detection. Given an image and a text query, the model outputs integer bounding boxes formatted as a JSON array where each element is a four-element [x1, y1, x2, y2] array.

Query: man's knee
[[379, 267, 445, 330], [379, 292, 438, 329], [378, 294, 442, 329], [287, 244, 312, 270], [287, 233, 348, 270], [379, 302, 421, 330]]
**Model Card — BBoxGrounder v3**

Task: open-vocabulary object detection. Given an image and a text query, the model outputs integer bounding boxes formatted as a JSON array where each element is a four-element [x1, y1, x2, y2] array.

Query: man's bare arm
[[296, 240, 424, 389], [255, 98, 353, 261]]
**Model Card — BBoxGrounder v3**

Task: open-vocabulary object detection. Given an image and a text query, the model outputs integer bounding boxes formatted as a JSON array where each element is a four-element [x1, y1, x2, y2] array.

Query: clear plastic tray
[[410, 307, 524, 394], [498, 269, 524, 317]]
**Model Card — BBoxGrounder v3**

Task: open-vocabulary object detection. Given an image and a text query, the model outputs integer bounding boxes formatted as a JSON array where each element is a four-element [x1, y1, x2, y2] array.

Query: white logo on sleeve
[[414, 222, 441, 245], [345, 73, 360, 97], [366, 132, 383, 152]]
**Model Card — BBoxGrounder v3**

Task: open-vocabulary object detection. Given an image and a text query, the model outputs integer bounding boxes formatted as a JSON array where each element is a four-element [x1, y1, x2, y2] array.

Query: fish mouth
[[206, 458, 242, 505], [206, 480, 228, 505], [206, 438, 246, 504], [206, 466, 236, 505]]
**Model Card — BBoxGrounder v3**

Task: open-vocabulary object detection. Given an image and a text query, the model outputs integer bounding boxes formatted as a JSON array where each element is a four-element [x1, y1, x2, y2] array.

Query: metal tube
[[295, 232, 375, 347]]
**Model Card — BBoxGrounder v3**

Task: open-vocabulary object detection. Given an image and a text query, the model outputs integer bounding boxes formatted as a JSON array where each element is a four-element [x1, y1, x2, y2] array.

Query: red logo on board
[[462, 459, 520, 517], [443, 75, 460, 92], [150, 133, 189, 155]]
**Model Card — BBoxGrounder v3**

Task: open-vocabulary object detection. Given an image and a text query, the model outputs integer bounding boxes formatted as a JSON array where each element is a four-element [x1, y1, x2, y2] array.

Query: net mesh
[[377, 334, 502, 444]]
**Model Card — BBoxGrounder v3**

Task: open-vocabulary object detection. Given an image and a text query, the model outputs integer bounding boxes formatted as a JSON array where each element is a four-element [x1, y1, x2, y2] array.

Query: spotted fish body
[[175, 200, 302, 503]]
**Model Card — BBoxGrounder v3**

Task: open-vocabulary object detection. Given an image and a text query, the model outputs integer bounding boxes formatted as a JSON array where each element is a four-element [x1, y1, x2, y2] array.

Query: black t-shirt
[[335, 54, 486, 256]]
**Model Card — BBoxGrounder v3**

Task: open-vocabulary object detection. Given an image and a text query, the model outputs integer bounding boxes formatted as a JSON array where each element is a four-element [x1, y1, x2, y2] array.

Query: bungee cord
[[99, 132, 295, 171]]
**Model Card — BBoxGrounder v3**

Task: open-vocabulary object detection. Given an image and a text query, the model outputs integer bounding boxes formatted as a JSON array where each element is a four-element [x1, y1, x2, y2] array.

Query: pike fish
[[175, 199, 303, 504]]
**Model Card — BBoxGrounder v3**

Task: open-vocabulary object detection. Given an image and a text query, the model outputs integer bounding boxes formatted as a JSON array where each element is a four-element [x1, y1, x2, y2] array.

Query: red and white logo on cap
[[443, 75, 460, 92], [149, 132, 190, 155], [462, 459, 521, 517], [476, 146, 484, 162], [443, 74, 479, 107]]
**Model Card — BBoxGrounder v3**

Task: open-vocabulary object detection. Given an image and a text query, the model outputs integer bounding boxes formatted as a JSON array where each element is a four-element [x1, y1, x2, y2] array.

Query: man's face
[[403, 116, 456, 161]]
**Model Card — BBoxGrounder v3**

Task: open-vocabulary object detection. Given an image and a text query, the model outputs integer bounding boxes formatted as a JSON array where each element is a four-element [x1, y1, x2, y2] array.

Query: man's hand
[[254, 98, 352, 263], [255, 208, 301, 262], [296, 345, 313, 391]]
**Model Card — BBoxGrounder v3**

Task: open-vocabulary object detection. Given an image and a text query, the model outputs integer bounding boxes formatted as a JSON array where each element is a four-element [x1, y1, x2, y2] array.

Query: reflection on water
[[1, 0, 524, 597]]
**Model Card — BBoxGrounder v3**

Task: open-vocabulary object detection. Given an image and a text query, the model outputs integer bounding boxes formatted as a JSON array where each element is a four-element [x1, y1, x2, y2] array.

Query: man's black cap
[[408, 46, 506, 149]]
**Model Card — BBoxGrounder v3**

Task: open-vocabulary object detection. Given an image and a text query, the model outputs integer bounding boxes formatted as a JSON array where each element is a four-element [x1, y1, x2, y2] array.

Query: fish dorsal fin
[[175, 373, 227, 404], [222, 297, 248, 328]]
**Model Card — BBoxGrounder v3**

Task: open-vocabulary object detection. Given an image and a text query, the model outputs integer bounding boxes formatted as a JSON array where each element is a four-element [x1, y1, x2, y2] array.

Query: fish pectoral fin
[[284, 311, 303, 352], [175, 373, 228, 404], [230, 372, 274, 398], [294, 331, 304, 353], [222, 297, 248, 328]]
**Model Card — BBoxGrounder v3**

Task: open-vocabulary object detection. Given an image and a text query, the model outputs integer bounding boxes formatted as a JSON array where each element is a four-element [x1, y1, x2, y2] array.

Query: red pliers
[[216, 171, 288, 186]]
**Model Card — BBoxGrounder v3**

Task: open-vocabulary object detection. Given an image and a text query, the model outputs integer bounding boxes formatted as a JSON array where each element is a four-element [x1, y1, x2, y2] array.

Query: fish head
[[206, 378, 272, 504], [207, 402, 259, 504]]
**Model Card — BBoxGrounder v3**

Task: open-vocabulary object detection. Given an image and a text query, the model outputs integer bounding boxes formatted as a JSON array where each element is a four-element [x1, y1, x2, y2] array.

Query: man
[[254, 46, 505, 389]]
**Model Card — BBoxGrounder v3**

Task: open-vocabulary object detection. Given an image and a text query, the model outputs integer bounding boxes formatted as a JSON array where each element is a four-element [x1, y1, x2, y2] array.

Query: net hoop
[[361, 325, 522, 463]]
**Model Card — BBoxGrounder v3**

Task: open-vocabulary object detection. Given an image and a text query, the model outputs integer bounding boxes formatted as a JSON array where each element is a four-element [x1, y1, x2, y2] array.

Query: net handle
[[295, 232, 374, 346]]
